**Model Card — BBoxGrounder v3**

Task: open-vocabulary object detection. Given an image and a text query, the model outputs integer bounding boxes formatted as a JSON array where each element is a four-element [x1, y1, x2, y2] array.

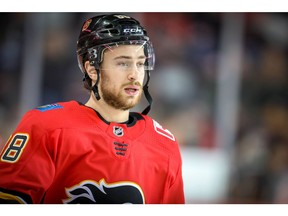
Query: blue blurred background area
[[0, 12, 288, 204]]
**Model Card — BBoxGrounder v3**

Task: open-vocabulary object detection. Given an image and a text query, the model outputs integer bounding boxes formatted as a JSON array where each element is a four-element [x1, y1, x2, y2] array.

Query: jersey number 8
[[0, 133, 29, 163]]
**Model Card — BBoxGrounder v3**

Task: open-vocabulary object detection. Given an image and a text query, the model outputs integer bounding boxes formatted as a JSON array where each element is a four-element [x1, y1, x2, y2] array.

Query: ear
[[84, 61, 97, 81]]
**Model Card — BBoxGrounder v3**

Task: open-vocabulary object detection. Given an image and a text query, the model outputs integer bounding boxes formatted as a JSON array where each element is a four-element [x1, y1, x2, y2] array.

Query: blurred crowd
[[0, 13, 287, 204]]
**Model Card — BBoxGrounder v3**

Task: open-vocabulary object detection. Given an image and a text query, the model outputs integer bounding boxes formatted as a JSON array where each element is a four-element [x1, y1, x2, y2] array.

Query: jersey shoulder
[[140, 114, 183, 163], [20, 100, 81, 131], [141, 114, 179, 148]]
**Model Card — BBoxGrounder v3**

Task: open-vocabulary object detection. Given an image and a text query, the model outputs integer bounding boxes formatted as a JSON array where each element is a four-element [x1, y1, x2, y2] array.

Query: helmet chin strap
[[88, 59, 101, 101], [141, 70, 153, 115], [92, 69, 101, 100]]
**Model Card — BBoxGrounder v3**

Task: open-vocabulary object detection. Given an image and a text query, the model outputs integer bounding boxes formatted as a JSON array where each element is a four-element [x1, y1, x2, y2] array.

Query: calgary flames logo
[[63, 179, 145, 204]]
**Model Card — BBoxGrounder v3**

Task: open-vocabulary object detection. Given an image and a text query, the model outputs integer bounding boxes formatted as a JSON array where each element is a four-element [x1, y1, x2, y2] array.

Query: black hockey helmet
[[77, 14, 155, 115]]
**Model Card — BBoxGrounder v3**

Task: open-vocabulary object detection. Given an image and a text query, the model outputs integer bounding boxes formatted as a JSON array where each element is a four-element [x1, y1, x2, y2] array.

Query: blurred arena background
[[0, 13, 288, 204]]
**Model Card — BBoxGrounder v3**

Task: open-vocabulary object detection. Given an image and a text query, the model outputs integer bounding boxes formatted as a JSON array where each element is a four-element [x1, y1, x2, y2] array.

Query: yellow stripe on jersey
[[0, 191, 27, 204]]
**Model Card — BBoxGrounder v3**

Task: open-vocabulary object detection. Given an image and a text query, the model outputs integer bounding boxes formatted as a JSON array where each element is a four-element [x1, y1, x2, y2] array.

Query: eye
[[137, 62, 145, 67], [117, 62, 129, 67]]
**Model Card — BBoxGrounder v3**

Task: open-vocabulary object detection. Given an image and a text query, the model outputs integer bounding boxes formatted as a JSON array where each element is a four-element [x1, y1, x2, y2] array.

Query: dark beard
[[100, 75, 142, 110]]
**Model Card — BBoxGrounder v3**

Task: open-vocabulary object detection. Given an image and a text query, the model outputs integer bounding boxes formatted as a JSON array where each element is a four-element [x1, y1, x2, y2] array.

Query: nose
[[127, 65, 139, 81]]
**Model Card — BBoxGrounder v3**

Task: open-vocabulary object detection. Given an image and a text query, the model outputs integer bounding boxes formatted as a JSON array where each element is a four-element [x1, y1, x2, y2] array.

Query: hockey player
[[0, 14, 185, 204]]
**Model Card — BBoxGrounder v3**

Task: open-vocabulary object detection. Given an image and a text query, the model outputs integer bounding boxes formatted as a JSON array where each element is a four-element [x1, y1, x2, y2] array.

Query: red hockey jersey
[[0, 101, 185, 204]]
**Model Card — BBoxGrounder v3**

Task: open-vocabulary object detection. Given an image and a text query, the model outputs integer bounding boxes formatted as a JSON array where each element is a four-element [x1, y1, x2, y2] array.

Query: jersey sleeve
[[0, 110, 55, 204], [163, 150, 185, 204]]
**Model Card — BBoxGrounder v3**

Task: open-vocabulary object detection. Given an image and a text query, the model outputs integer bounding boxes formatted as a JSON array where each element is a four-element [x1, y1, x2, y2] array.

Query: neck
[[85, 93, 130, 123]]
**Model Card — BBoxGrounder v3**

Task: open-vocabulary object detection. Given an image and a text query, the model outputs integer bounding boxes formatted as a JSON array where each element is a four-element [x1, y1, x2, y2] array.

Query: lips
[[124, 85, 140, 96]]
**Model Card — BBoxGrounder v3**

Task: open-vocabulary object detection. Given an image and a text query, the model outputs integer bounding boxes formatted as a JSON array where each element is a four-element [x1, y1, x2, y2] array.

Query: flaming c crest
[[63, 179, 145, 204]]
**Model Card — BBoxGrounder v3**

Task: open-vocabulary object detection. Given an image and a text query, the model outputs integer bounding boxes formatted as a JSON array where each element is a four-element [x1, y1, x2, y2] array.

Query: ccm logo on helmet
[[114, 15, 131, 19], [123, 27, 143, 34]]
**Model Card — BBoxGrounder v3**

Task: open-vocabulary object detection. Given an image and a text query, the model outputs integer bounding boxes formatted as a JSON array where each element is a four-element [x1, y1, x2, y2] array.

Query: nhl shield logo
[[113, 126, 124, 137]]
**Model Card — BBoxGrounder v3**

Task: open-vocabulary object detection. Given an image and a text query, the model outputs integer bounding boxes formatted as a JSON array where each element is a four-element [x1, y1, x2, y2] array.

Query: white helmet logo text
[[123, 27, 143, 34]]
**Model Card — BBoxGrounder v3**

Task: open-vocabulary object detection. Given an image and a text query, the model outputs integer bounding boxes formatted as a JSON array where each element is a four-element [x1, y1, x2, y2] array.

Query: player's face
[[99, 45, 146, 110]]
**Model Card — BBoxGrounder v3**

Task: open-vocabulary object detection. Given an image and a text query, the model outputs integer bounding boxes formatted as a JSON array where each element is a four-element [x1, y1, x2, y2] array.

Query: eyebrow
[[113, 55, 146, 60]]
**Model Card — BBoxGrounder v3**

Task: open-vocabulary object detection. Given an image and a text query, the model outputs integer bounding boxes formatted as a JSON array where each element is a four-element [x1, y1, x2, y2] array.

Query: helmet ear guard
[[87, 47, 102, 101], [77, 14, 155, 114]]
